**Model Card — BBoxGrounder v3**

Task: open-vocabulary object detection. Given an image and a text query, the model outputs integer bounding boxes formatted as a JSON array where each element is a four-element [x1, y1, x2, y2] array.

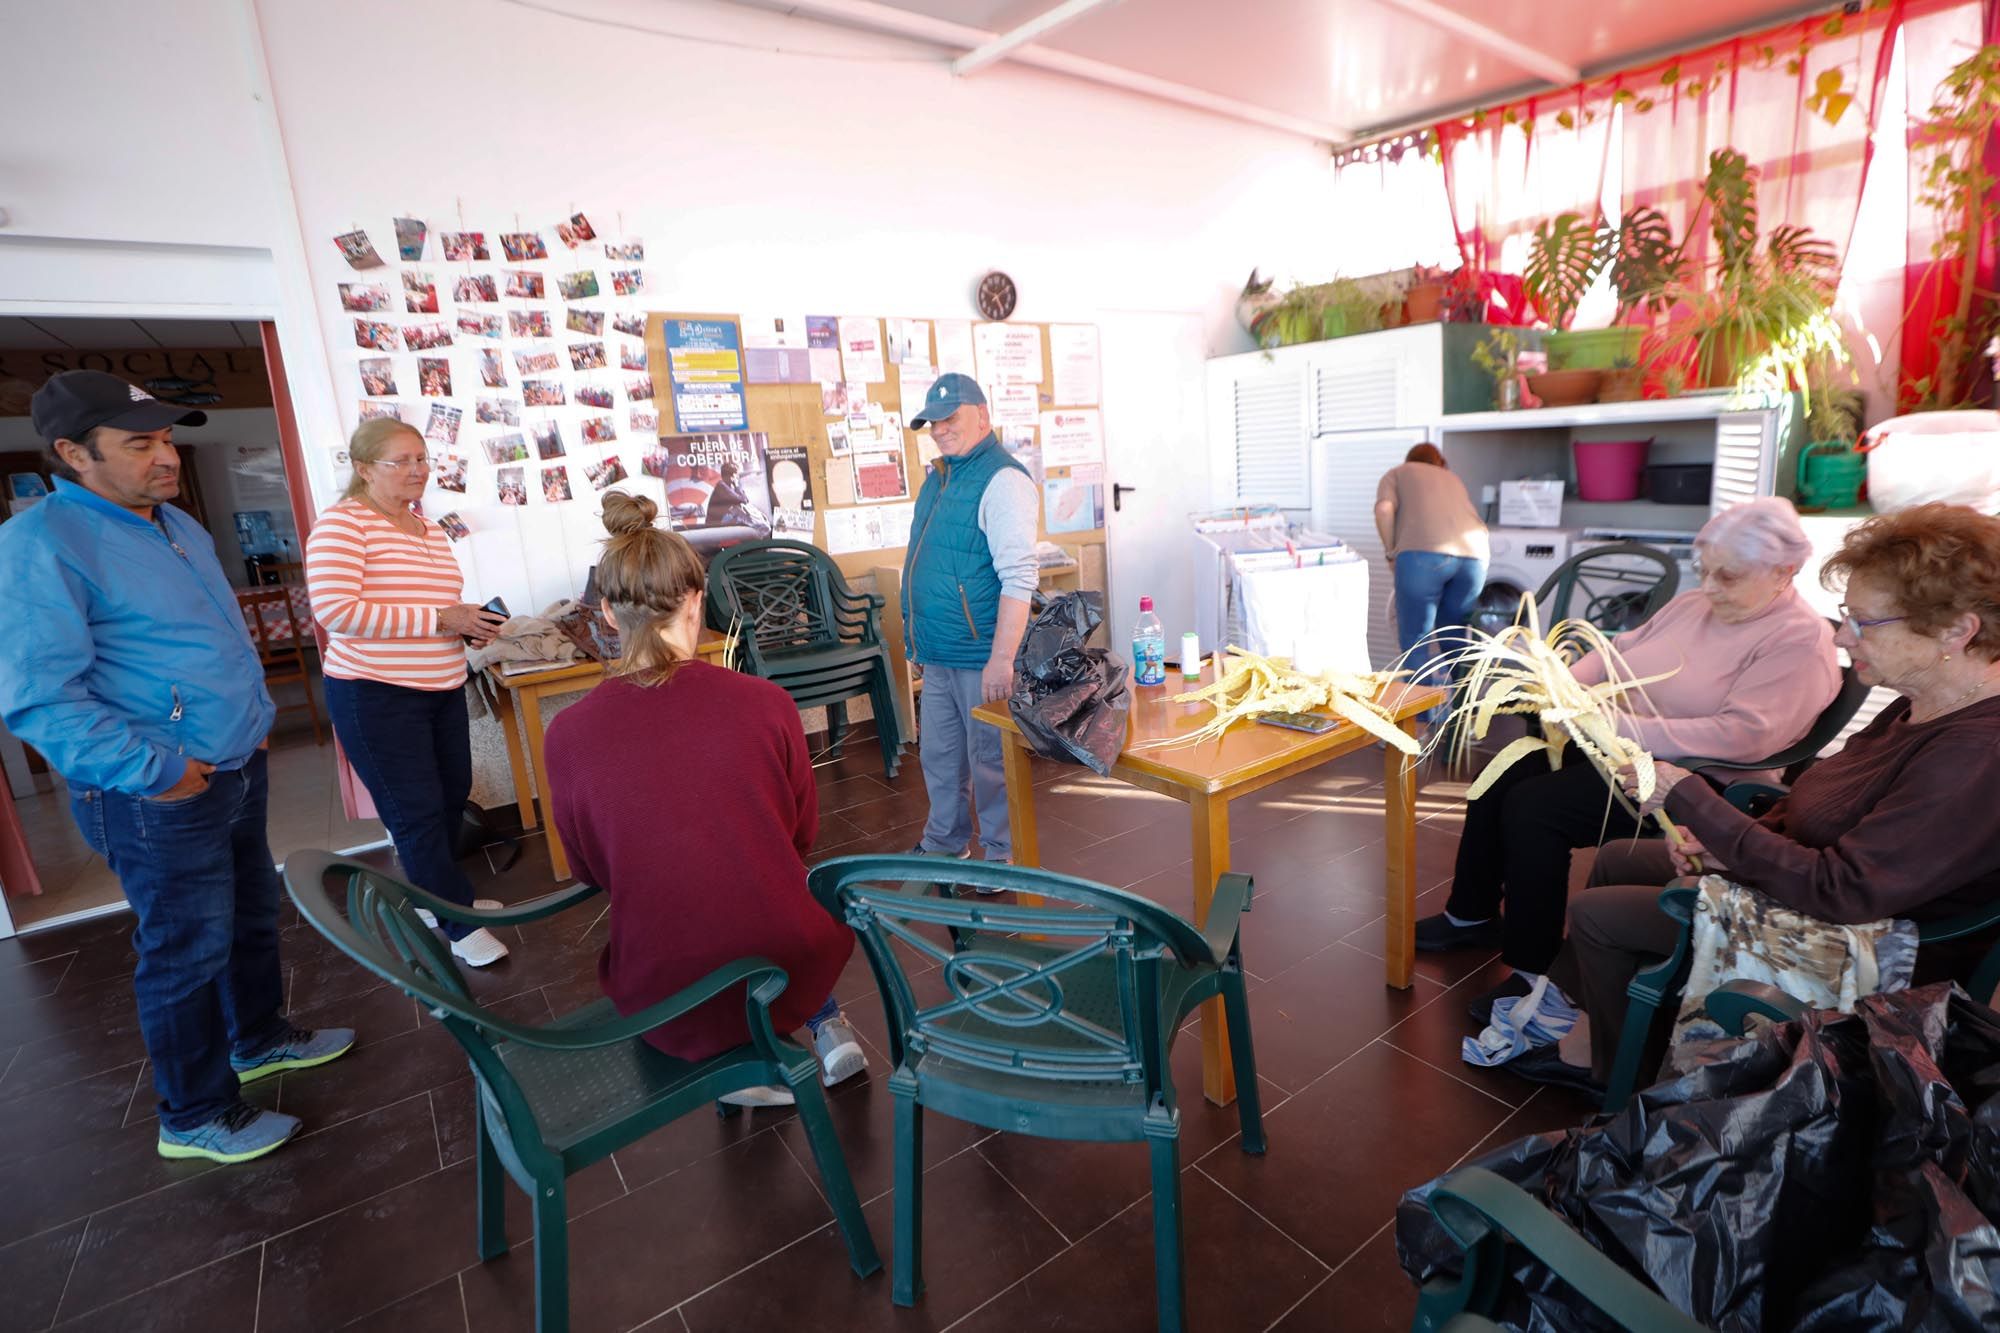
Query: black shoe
[[1505, 1045, 1605, 1099], [1413, 912, 1503, 953], [1465, 973, 1535, 1027]]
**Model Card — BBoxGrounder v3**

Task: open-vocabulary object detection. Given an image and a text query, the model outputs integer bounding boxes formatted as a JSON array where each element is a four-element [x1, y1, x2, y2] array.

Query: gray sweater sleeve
[[978, 469, 1041, 601]]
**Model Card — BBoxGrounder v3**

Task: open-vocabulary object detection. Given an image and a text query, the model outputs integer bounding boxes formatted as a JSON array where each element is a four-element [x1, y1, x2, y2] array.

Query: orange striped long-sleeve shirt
[[304, 499, 469, 691]]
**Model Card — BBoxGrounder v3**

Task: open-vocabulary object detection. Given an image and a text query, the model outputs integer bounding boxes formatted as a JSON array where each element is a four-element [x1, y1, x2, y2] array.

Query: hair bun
[[600, 490, 658, 537]]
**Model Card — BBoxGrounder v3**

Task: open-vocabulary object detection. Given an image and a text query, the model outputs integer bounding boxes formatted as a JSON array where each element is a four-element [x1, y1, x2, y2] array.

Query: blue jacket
[[0, 480, 275, 796], [901, 436, 1030, 669]]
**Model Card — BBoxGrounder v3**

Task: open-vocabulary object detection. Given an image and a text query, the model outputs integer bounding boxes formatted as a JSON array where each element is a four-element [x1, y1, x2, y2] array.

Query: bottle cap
[[1139, 596, 1154, 611]]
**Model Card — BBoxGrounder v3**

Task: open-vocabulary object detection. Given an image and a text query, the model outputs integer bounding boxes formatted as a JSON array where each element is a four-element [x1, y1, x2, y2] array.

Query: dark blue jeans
[[1393, 551, 1487, 714], [324, 676, 478, 940], [70, 751, 289, 1131]]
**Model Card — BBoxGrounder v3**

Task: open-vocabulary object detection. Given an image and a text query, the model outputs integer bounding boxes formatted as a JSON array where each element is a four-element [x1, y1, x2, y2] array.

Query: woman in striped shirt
[[306, 419, 512, 967]]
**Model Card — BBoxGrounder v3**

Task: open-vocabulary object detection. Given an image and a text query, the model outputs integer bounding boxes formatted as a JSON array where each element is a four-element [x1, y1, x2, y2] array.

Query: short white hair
[[1696, 496, 1812, 571]]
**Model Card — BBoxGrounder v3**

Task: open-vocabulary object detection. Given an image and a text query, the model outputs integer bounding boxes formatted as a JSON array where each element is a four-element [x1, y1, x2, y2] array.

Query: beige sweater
[[1375, 463, 1490, 561]]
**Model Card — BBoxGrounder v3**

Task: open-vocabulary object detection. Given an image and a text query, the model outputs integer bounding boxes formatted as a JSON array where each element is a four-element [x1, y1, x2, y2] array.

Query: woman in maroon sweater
[[544, 493, 863, 1106], [1529, 504, 2000, 1090]]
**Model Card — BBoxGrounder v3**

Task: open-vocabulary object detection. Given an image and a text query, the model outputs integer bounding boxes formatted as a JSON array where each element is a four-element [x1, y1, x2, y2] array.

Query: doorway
[[0, 316, 382, 935]]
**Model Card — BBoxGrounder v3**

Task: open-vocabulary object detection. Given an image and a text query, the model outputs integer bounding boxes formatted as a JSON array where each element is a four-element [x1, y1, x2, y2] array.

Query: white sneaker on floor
[[417, 899, 502, 929], [449, 928, 510, 968], [720, 1084, 797, 1108], [812, 1015, 868, 1087]]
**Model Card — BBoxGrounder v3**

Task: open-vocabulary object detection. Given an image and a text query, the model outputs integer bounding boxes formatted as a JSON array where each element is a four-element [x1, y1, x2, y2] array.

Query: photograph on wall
[[619, 343, 649, 372], [508, 309, 553, 340], [1043, 467, 1104, 534], [513, 345, 560, 375], [555, 213, 596, 248], [437, 511, 471, 542], [424, 403, 462, 446], [650, 432, 771, 547], [457, 312, 503, 339], [543, 466, 574, 503], [576, 383, 614, 409], [584, 456, 628, 490], [403, 270, 439, 314], [454, 274, 499, 303], [358, 357, 397, 397], [824, 421, 850, 456], [333, 229, 383, 269], [566, 307, 604, 337], [630, 406, 658, 433], [476, 396, 520, 425], [523, 378, 566, 407], [418, 358, 452, 397], [604, 239, 643, 261], [354, 319, 400, 351], [765, 444, 815, 540], [612, 312, 647, 339], [625, 373, 654, 402], [486, 432, 530, 464], [568, 341, 607, 372], [499, 232, 547, 261], [557, 270, 600, 301], [610, 269, 644, 297], [358, 399, 403, 423], [393, 217, 428, 261], [504, 269, 546, 300], [432, 454, 469, 493], [441, 231, 488, 261], [340, 282, 390, 312], [581, 415, 617, 445], [531, 420, 565, 459], [497, 466, 527, 505], [662, 319, 747, 431], [405, 321, 454, 351], [885, 318, 930, 367], [851, 448, 910, 503], [478, 349, 507, 387]]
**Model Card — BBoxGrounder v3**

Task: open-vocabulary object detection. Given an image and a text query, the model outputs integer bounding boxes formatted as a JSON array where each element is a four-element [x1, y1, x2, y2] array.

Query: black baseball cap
[[30, 370, 208, 446]]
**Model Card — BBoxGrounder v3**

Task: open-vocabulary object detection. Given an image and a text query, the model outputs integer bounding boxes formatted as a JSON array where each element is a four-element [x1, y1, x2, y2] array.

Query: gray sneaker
[[812, 1014, 868, 1087], [231, 1024, 357, 1085], [157, 1102, 302, 1164]]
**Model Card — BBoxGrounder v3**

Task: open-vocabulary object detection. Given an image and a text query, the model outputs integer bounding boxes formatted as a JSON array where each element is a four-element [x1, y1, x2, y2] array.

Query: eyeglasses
[[370, 456, 432, 472], [1690, 556, 1747, 587], [1837, 603, 1906, 638]]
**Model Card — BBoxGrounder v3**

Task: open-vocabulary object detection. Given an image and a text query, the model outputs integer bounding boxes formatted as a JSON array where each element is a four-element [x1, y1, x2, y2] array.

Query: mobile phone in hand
[[464, 597, 509, 643]]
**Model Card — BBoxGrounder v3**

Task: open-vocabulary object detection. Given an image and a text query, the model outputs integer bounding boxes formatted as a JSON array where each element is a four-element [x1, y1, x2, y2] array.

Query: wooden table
[[488, 630, 730, 880], [973, 668, 1445, 1106]]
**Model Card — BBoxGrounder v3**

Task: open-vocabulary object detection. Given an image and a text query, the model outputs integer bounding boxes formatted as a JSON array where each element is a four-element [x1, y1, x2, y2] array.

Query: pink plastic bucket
[[1573, 439, 1650, 501]]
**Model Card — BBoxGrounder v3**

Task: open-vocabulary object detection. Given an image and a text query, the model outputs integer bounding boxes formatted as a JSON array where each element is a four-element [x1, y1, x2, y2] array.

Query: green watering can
[[1798, 440, 1866, 509]]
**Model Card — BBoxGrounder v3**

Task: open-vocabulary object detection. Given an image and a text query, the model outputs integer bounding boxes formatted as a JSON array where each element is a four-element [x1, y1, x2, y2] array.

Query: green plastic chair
[[282, 850, 882, 1333], [807, 853, 1265, 1333], [706, 539, 904, 777], [1534, 541, 1679, 634], [1410, 1167, 1709, 1332]]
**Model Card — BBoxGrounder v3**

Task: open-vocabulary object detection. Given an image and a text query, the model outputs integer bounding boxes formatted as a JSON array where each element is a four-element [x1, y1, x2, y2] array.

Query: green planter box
[[1545, 327, 1646, 372]]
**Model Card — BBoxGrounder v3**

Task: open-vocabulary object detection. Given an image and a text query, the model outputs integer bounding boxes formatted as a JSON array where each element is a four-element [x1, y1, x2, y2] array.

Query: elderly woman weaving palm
[[1416, 498, 1841, 1022]]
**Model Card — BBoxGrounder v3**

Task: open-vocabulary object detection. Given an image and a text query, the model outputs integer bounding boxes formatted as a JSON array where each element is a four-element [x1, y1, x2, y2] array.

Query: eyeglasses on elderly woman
[[1837, 603, 1908, 639]]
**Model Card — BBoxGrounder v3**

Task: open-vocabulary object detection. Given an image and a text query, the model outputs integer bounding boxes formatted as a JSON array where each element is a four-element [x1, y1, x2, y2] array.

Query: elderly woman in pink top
[[1415, 497, 1841, 1010]]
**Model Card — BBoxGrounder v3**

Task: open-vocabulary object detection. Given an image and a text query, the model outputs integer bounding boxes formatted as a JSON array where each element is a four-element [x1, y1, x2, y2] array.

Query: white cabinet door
[[1207, 354, 1310, 509], [1310, 428, 1432, 669]]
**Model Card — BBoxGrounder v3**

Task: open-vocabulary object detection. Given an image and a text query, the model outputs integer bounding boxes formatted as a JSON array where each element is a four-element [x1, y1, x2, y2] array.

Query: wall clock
[[976, 270, 1017, 321]]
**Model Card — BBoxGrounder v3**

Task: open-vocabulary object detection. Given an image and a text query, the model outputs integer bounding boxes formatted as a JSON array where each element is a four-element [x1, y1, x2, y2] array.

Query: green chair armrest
[[1704, 981, 1806, 1035], [1424, 1168, 1708, 1333], [1601, 882, 1701, 1113], [1199, 873, 1254, 966], [395, 879, 605, 928], [424, 957, 791, 1054]]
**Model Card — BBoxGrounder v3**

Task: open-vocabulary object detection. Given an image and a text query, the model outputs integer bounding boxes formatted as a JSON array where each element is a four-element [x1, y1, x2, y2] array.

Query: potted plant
[[1796, 385, 1868, 509], [1470, 327, 1525, 409], [1522, 212, 1610, 403], [1254, 277, 1386, 348], [1904, 44, 2000, 409], [1403, 264, 1449, 323]]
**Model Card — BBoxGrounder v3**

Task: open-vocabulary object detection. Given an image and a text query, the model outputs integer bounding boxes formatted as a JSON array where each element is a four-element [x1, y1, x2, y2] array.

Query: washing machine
[[1468, 527, 1572, 637], [1566, 527, 1699, 628]]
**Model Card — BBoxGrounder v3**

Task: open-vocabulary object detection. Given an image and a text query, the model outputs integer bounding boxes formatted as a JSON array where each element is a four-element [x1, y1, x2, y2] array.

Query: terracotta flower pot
[[1524, 369, 1603, 407], [1597, 368, 1645, 402]]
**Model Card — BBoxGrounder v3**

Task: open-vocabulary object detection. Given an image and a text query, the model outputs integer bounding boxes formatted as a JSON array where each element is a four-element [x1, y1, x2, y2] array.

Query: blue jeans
[[915, 663, 1010, 861], [1393, 552, 1487, 707], [324, 676, 478, 940], [70, 751, 289, 1131]]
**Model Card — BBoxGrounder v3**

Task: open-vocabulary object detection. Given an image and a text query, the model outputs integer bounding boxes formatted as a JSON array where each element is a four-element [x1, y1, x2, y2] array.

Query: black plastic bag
[[1008, 591, 1129, 777]]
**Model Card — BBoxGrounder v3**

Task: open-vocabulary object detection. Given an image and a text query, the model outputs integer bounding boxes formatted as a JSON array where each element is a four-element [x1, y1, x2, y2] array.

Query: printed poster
[[974, 323, 1043, 383], [885, 318, 930, 367], [851, 448, 910, 502], [742, 315, 813, 384], [1044, 468, 1105, 534], [1049, 325, 1101, 406], [934, 319, 976, 376], [838, 316, 886, 384], [1039, 409, 1103, 467], [640, 432, 773, 537], [898, 364, 937, 424], [765, 444, 816, 539], [805, 315, 843, 383], [822, 502, 915, 556], [663, 319, 748, 431], [987, 382, 1039, 430]]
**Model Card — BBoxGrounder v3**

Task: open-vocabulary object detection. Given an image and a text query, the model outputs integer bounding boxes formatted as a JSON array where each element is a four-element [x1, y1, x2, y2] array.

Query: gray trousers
[[915, 663, 1011, 861], [1547, 838, 1681, 1082]]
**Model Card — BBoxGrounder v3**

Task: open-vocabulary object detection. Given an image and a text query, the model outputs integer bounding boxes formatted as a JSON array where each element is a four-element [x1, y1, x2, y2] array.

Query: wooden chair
[[283, 851, 881, 1333], [238, 585, 324, 744]]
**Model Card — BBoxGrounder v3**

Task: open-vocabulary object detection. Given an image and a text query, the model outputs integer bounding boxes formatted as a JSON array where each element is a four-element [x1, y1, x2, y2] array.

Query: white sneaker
[[812, 1014, 868, 1087], [449, 928, 510, 968], [719, 1084, 797, 1108], [416, 898, 502, 929]]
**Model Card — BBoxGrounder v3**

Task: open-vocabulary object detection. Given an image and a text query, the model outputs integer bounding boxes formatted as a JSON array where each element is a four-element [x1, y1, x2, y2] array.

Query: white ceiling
[[746, 0, 1832, 141], [0, 317, 262, 351]]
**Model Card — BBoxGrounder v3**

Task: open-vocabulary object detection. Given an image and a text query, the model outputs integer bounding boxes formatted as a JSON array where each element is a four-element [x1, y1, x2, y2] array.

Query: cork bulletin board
[[645, 312, 1106, 581]]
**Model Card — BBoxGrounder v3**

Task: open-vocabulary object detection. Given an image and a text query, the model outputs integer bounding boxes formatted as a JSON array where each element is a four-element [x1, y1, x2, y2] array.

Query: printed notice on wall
[[823, 502, 915, 555], [1049, 325, 1100, 406], [1039, 409, 1103, 467], [974, 323, 1042, 383], [663, 319, 747, 431], [805, 316, 843, 383], [838, 316, 886, 384], [765, 443, 816, 539], [987, 382, 1039, 430], [933, 319, 976, 376]]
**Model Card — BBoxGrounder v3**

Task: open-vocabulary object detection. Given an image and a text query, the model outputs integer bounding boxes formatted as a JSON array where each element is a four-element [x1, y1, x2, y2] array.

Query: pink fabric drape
[[1438, 87, 1613, 290]]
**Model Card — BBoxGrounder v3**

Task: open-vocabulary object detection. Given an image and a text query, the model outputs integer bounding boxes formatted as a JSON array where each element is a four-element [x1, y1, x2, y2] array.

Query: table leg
[[1000, 735, 1040, 870], [1191, 790, 1236, 1106], [1383, 723, 1419, 989], [491, 682, 536, 833], [521, 688, 571, 882]]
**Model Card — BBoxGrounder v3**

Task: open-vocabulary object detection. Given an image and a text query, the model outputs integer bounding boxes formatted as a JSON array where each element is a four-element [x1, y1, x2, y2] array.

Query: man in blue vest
[[0, 371, 354, 1165], [902, 373, 1038, 864]]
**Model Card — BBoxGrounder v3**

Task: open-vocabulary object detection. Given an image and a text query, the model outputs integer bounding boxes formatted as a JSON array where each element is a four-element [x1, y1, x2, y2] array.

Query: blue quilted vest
[[901, 435, 1030, 669]]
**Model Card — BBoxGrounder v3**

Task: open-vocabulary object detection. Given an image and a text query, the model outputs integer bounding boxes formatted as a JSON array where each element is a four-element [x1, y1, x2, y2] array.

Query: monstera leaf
[[1704, 148, 1761, 275], [1607, 206, 1682, 318], [1524, 211, 1610, 331]]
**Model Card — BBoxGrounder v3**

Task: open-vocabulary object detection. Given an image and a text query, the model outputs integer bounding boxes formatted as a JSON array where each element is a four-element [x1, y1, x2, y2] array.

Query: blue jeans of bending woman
[[1393, 551, 1487, 717]]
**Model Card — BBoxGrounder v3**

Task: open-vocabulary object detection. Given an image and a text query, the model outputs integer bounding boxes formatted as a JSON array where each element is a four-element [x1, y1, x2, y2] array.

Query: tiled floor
[[0, 733, 1601, 1332]]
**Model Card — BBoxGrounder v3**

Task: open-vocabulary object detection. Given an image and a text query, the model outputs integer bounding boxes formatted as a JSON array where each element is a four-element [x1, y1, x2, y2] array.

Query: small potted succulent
[[1470, 327, 1526, 409]]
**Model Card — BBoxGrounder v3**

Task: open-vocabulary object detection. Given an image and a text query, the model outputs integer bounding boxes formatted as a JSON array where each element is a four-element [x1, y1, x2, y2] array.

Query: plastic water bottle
[[1131, 596, 1166, 686]]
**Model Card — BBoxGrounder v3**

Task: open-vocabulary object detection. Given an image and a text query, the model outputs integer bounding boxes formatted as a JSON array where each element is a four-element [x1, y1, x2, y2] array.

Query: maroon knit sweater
[[544, 661, 852, 1060]]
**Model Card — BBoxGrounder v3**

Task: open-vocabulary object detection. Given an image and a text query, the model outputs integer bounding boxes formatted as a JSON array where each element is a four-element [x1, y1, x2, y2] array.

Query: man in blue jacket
[[903, 374, 1038, 865], [0, 371, 353, 1164]]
